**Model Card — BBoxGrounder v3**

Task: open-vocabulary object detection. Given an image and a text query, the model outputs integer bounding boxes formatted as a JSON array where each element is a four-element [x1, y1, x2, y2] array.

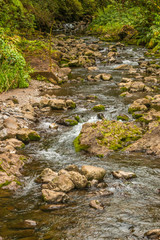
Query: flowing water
[[0, 36, 160, 240]]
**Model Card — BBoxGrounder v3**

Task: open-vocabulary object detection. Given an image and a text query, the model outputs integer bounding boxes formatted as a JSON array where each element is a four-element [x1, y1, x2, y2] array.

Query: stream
[[0, 36, 160, 240]]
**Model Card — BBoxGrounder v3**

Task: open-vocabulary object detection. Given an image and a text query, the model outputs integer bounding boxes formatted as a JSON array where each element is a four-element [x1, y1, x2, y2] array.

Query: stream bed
[[0, 36, 160, 240]]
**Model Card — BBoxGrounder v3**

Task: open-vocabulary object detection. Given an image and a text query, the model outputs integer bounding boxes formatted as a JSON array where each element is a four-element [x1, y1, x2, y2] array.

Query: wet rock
[[24, 220, 37, 228], [74, 120, 142, 157], [89, 179, 99, 187], [144, 229, 160, 239], [117, 115, 129, 121], [40, 204, 66, 211], [65, 165, 80, 172], [144, 76, 158, 83], [16, 128, 40, 143], [96, 189, 113, 197], [81, 165, 106, 181], [97, 182, 108, 188], [87, 66, 98, 71], [49, 123, 58, 129], [127, 125, 160, 156], [115, 64, 131, 70], [47, 174, 75, 192], [42, 189, 69, 203], [97, 113, 105, 120], [66, 99, 76, 109], [37, 168, 58, 183], [49, 99, 66, 110], [89, 200, 104, 210], [101, 73, 112, 81], [57, 118, 78, 126], [68, 171, 88, 189], [112, 170, 136, 179], [92, 104, 105, 112]]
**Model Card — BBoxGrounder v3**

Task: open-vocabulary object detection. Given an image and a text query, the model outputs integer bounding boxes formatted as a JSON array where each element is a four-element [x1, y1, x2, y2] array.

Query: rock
[[96, 189, 113, 197], [97, 113, 105, 120], [89, 200, 104, 210], [144, 229, 160, 239], [117, 115, 129, 121], [68, 171, 88, 189], [127, 125, 160, 156], [6, 138, 25, 149], [42, 189, 69, 203], [65, 165, 80, 172], [88, 66, 98, 71], [112, 170, 136, 179], [68, 60, 81, 67], [107, 51, 117, 58], [40, 204, 66, 211], [37, 168, 58, 183], [66, 99, 76, 109], [3, 117, 19, 130], [74, 120, 142, 157], [95, 74, 102, 81], [92, 104, 105, 112], [115, 64, 131, 70], [16, 128, 40, 143], [144, 76, 158, 83], [97, 182, 108, 188], [49, 123, 58, 129], [47, 174, 75, 192], [49, 99, 66, 110], [57, 118, 78, 126], [81, 165, 106, 181], [101, 73, 112, 81], [130, 81, 145, 92], [24, 220, 37, 229]]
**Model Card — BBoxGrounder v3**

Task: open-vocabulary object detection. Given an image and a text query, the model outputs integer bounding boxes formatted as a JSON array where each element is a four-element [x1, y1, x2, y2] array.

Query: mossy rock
[[64, 119, 78, 126], [0, 180, 11, 188], [73, 135, 89, 152], [28, 132, 41, 141], [117, 115, 129, 121], [74, 120, 143, 156], [92, 104, 105, 112]]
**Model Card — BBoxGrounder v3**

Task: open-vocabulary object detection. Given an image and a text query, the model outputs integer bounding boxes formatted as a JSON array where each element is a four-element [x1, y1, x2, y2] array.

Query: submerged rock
[[74, 120, 142, 157], [89, 200, 104, 210], [112, 170, 136, 179]]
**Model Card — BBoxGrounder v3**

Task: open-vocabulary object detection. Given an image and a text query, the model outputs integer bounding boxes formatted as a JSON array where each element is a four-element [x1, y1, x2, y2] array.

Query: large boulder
[[42, 189, 69, 203], [74, 120, 142, 157], [81, 165, 106, 181]]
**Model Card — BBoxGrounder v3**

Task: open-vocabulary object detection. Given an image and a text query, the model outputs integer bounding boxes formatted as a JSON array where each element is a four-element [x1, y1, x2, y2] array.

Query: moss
[[120, 87, 129, 92], [28, 132, 41, 141], [128, 107, 141, 114], [0, 181, 11, 188], [74, 115, 81, 122], [64, 119, 78, 126], [117, 115, 129, 121], [19, 156, 28, 161], [92, 104, 105, 112], [73, 135, 89, 152], [132, 112, 143, 119], [14, 180, 22, 186]]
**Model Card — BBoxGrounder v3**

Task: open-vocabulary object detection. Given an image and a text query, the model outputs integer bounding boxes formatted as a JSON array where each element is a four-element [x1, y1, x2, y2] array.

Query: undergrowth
[[0, 28, 31, 92]]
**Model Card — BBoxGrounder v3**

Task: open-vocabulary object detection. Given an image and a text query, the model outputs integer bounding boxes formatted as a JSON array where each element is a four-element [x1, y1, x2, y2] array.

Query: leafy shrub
[[0, 29, 30, 92]]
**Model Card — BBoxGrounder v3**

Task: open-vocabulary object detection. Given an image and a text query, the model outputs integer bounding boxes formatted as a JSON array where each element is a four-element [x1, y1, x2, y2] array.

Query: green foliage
[[0, 29, 30, 92]]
